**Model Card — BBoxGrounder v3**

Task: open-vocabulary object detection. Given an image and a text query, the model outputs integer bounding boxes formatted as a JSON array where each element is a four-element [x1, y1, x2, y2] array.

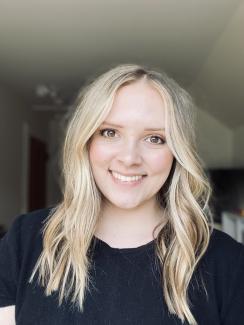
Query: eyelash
[[99, 128, 166, 145]]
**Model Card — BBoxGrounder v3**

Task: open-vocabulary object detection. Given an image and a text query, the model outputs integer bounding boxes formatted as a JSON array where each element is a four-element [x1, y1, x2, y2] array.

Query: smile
[[112, 171, 143, 181], [109, 170, 147, 185]]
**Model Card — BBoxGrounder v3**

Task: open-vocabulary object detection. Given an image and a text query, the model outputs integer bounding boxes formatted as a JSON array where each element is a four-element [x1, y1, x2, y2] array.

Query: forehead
[[105, 80, 166, 127]]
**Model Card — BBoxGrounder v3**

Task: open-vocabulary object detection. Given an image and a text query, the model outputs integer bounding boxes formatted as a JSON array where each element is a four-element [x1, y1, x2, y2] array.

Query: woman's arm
[[0, 306, 15, 325]]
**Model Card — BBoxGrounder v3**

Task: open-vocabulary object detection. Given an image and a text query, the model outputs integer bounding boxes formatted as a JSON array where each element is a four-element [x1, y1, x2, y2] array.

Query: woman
[[0, 64, 244, 325]]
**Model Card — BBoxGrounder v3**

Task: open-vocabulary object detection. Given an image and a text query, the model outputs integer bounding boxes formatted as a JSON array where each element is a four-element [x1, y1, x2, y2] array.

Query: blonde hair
[[29, 64, 214, 325]]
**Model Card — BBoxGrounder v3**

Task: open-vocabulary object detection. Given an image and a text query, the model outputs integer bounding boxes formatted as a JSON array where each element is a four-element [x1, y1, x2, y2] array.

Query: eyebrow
[[101, 122, 165, 132]]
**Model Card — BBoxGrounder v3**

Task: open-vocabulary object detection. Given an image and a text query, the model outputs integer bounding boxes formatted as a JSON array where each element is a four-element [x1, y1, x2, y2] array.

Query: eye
[[99, 128, 117, 138], [146, 135, 165, 145]]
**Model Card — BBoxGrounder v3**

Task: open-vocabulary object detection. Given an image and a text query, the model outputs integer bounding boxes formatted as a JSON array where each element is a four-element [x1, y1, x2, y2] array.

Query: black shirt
[[0, 208, 244, 325]]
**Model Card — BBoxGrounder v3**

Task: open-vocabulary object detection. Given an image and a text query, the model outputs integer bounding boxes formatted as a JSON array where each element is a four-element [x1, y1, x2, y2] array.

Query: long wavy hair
[[29, 64, 214, 325]]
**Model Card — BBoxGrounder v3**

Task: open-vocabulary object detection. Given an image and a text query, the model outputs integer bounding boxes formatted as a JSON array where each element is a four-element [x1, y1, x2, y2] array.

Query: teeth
[[111, 171, 143, 182]]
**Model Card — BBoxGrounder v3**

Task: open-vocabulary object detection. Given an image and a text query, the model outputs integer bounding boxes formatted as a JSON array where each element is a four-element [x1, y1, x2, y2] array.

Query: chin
[[109, 199, 142, 210]]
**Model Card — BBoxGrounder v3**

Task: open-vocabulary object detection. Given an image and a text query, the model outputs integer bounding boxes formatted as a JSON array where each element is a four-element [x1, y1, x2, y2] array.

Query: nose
[[116, 141, 142, 166]]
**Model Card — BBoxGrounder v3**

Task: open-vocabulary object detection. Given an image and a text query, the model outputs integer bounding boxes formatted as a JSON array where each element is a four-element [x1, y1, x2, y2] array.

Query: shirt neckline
[[92, 236, 155, 255]]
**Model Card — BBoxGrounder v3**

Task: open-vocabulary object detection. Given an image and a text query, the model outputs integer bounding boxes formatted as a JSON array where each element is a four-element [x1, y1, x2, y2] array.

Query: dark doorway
[[28, 136, 48, 211]]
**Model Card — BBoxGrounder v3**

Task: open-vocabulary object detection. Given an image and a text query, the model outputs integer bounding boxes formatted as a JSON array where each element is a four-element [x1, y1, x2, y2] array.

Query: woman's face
[[89, 79, 174, 210]]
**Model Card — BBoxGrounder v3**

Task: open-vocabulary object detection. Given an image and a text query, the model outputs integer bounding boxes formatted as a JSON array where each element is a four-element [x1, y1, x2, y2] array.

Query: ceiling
[[0, 0, 243, 129]]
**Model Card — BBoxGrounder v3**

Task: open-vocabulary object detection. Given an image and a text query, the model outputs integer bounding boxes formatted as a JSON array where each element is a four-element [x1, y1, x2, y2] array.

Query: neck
[[94, 199, 165, 247]]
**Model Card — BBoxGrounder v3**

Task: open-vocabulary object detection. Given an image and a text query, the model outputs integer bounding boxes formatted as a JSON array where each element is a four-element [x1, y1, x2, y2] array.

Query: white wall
[[0, 85, 50, 228], [233, 126, 244, 168], [233, 125, 244, 209], [46, 114, 64, 207], [196, 107, 233, 168]]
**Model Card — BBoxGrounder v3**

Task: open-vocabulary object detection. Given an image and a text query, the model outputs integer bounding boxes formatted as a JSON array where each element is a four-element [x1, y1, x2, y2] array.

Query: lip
[[109, 170, 146, 187], [109, 169, 147, 177]]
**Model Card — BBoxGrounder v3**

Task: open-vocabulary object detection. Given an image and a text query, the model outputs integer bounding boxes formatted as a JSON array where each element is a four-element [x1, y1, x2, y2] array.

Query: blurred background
[[0, 0, 243, 242]]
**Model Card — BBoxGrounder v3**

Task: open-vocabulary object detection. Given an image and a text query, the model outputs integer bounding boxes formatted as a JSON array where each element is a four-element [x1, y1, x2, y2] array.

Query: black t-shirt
[[0, 208, 244, 325]]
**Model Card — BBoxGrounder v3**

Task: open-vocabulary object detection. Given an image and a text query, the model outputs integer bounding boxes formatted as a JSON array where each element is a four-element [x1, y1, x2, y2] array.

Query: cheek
[[149, 150, 174, 174], [89, 141, 113, 167]]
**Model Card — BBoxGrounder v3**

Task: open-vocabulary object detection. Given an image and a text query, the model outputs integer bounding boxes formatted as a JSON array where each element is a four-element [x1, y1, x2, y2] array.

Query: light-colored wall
[[46, 114, 64, 207], [0, 85, 49, 228], [233, 126, 244, 209], [233, 126, 244, 168], [196, 107, 233, 168]]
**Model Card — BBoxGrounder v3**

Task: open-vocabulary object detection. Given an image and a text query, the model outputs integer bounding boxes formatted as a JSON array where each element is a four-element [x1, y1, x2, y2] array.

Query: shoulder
[[206, 228, 244, 260], [9, 207, 54, 232], [201, 229, 244, 322], [199, 228, 244, 285], [1, 207, 55, 250], [0, 207, 56, 275], [210, 227, 242, 247], [0, 208, 56, 308]]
